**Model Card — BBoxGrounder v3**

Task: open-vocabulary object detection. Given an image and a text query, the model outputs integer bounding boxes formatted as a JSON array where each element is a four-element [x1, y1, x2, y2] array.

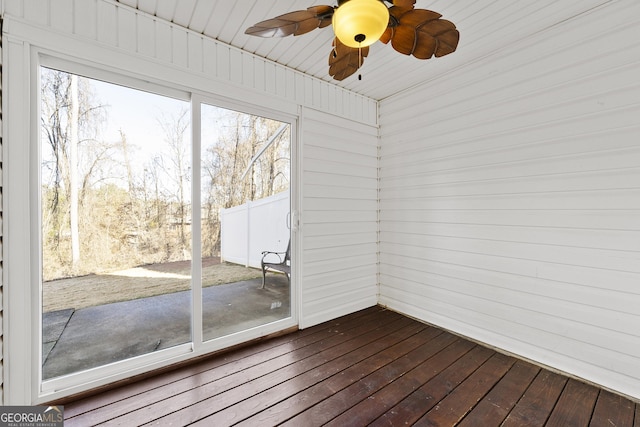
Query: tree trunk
[[70, 74, 80, 266]]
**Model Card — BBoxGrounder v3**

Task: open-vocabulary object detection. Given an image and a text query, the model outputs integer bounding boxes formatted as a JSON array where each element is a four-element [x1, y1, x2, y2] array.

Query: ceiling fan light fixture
[[332, 0, 389, 48], [245, 1, 459, 81]]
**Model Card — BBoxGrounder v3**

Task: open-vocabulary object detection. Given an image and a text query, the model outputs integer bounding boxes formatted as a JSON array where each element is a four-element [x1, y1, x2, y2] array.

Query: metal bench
[[260, 240, 291, 288]]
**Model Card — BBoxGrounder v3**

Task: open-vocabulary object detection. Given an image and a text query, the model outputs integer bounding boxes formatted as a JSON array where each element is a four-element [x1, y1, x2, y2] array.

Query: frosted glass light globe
[[332, 0, 389, 48]]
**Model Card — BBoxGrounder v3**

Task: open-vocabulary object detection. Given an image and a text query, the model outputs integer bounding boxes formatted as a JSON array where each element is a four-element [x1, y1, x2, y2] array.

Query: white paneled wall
[[379, 0, 640, 399], [299, 108, 378, 328]]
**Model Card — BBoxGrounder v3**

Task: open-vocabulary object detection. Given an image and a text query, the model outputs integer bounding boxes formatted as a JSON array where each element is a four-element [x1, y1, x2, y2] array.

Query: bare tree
[[41, 71, 289, 277], [40, 68, 109, 277], [157, 108, 191, 259], [69, 74, 80, 266], [200, 110, 290, 257], [253, 118, 290, 199], [119, 129, 136, 194]]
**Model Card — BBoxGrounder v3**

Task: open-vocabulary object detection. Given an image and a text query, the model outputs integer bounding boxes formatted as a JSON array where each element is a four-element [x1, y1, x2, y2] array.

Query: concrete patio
[[42, 274, 290, 379]]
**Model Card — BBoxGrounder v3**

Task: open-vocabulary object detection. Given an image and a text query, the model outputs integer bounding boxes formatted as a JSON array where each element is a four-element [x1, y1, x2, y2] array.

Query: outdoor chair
[[261, 240, 291, 288]]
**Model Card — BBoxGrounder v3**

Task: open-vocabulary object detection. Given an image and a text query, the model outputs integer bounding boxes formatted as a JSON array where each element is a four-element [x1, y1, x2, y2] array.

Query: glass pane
[[41, 68, 191, 379], [201, 104, 291, 341]]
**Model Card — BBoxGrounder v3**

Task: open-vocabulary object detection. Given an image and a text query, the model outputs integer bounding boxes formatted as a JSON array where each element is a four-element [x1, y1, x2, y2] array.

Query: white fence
[[220, 191, 290, 269]]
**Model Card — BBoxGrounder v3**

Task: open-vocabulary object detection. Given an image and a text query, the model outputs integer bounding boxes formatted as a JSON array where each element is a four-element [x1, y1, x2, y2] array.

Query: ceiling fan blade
[[328, 38, 370, 81], [308, 5, 335, 28], [381, 8, 459, 59], [245, 5, 334, 38], [380, 5, 426, 44], [423, 19, 460, 57], [391, 0, 416, 10]]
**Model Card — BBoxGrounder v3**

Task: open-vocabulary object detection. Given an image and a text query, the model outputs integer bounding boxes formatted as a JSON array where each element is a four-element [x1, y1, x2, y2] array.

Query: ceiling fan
[[245, 0, 459, 81]]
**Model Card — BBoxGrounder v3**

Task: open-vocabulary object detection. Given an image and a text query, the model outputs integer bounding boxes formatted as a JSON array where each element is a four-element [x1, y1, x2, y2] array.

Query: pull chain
[[358, 45, 362, 80]]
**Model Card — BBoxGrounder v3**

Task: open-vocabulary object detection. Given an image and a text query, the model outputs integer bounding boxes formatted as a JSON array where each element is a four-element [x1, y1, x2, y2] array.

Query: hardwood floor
[[61, 306, 638, 426]]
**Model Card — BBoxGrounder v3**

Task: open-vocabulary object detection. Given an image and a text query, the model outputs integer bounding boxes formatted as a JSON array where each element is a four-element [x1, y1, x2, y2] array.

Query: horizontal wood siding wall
[[299, 108, 378, 328], [378, 1, 640, 400]]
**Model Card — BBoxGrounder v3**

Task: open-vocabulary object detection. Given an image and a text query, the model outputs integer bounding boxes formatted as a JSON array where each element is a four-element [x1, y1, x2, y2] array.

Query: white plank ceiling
[[115, 0, 610, 100]]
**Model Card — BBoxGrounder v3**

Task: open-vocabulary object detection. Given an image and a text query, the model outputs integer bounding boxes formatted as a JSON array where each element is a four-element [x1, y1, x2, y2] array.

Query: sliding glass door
[[200, 103, 291, 342], [39, 64, 293, 390], [40, 68, 192, 379]]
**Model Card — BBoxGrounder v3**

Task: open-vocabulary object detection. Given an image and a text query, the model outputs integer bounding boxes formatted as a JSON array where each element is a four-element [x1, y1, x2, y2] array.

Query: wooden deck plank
[[63, 305, 384, 419], [413, 353, 517, 426], [195, 322, 436, 425], [589, 389, 635, 427], [66, 307, 399, 426], [501, 370, 568, 427], [282, 331, 460, 427], [57, 307, 638, 427], [117, 310, 415, 426], [457, 359, 540, 426], [302, 338, 476, 427], [369, 345, 495, 426], [546, 379, 600, 427]]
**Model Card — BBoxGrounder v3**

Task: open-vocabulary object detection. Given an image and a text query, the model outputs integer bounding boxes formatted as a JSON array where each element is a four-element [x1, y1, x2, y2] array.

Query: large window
[[39, 66, 293, 388]]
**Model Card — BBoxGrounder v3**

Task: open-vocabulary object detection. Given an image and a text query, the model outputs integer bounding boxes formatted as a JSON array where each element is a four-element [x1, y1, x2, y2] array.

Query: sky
[[91, 78, 190, 162], [41, 68, 289, 201]]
